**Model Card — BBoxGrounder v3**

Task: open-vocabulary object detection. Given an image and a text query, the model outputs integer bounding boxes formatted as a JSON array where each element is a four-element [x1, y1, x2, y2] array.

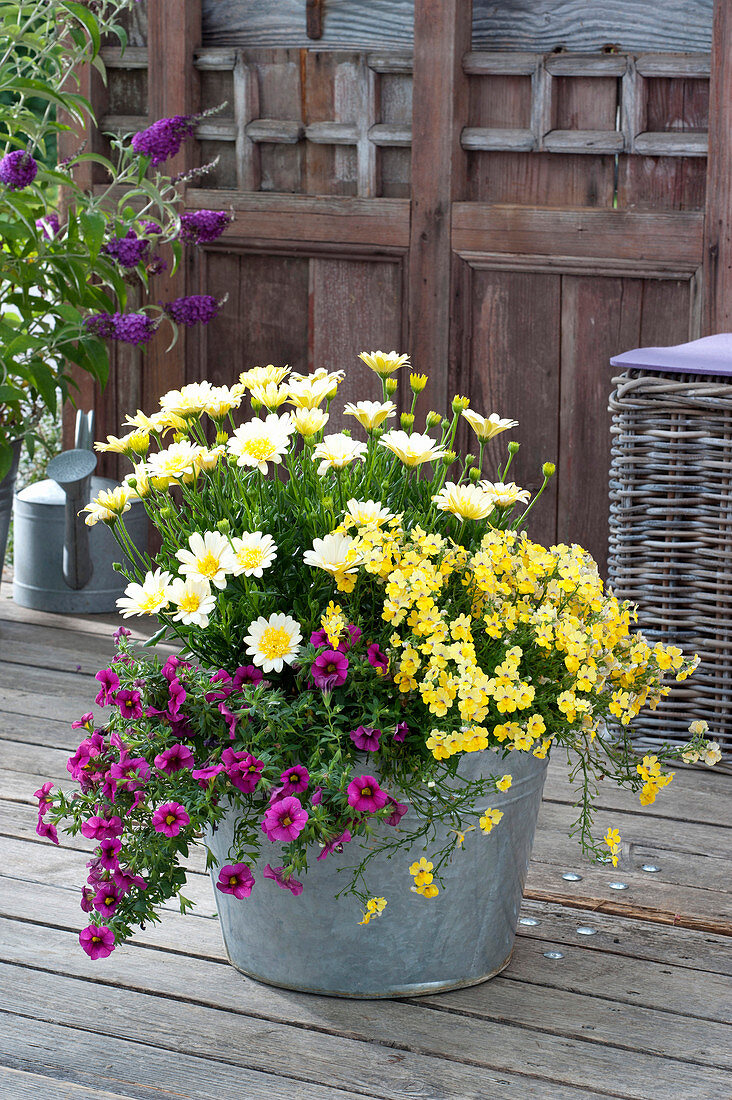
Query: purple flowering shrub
[[38, 628, 497, 959], [0, 0, 232, 478]]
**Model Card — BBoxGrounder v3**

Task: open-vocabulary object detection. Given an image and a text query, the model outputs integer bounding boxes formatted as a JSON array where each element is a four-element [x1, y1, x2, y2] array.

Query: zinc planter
[[207, 747, 548, 998]]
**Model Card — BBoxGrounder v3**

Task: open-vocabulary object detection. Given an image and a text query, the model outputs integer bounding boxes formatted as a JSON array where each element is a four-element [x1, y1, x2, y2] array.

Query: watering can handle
[[74, 410, 95, 452]]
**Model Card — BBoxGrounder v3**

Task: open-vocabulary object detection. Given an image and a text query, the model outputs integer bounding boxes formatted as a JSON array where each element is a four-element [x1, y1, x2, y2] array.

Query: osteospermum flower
[[479, 481, 531, 507], [240, 364, 291, 388], [227, 413, 294, 474], [249, 381, 290, 411], [176, 530, 238, 590], [303, 532, 361, 577], [343, 400, 396, 431], [168, 576, 217, 626], [311, 433, 367, 475], [95, 430, 149, 457], [287, 368, 343, 409], [378, 429, 446, 467], [202, 385, 243, 420], [344, 498, 394, 528], [462, 409, 519, 441], [291, 407, 329, 437], [146, 440, 203, 481], [159, 381, 214, 417], [431, 482, 496, 521], [228, 531, 276, 578], [117, 569, 173, 617], [82, 485, 132, 527], [357, 350, 410, 377], [244, 612, 302, 673]]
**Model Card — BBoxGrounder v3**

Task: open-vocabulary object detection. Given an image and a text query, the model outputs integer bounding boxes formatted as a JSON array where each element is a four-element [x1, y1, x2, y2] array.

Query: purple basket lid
[[610, 333, 732, 377]]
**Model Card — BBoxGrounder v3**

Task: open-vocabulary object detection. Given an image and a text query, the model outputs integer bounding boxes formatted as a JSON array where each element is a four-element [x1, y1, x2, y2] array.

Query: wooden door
[[71, 0, 729, 574]]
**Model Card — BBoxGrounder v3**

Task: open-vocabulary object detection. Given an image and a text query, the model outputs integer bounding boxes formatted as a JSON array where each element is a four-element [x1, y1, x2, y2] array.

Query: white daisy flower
[[249, 381, 290, 411], [432, 482, 497, 520], [286, 368, 344, 409], [159, 381, 214, 417], [303, 532, 361, 577], [239, 364, 291, 389], [479, 481, 531, 507], [343, 400, 396, 431], [146, 440, 203, 481], [116, 568, 173, 618], [202, 385, 244, 419], [176, 531, 238, 590], [292, 407, 329, 437], [344, 498, 394, 527], [311, 433, 367, 475], [230, 532, 278, 578], [168, 577, 217, 627], [462, 409, 519, 441], [226, 412, 294, 474], [82, 486, 132, 527], [378, 429, 446, 467], [357, 350, 410, 377], [244, 612, 302, 673]]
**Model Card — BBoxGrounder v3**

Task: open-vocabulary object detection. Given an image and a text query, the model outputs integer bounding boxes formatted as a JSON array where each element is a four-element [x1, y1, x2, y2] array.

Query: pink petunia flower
[[366, 643, 389, 675], [154, 743, 195, 774], [347, 775, 388, 813], [263, 864, 304, 895], [151, 802, 190, 837], [279, 765, 309, 795], [94, 667, 120, 705], [261, 796, 309, 842], [221, 748, 263, 794], [79, 924, 115, 960], [349, 725, 381, 752], [312, 649, 349, 691], [385, 796, 408, 826], [316, 829, 352, 860], [216, 862, 255, 899]]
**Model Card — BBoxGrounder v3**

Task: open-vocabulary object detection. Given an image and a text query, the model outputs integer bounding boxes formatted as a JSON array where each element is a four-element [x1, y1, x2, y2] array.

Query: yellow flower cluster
[[409, 857, 439, 898], [321, 601, 345, 648], [636, 755, 674, 805], [357, 897, 388, 925], [479, 807, 504, 834], [345, 521, 699, 773], [604, 827, 621, 867]]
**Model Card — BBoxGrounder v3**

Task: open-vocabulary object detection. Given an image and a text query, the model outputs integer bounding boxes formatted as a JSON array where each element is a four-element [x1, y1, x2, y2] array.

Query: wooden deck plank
[[0, 1016, 379, 1100], [2, 914, 730, 1076]]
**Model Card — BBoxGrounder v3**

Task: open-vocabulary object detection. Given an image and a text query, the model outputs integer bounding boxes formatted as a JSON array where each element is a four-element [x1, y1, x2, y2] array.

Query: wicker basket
[[608, 369, 732, 758]]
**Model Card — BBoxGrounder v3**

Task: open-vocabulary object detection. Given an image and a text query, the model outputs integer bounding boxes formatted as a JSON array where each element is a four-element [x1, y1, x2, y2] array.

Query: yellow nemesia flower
[[358, 897, 387, 925]]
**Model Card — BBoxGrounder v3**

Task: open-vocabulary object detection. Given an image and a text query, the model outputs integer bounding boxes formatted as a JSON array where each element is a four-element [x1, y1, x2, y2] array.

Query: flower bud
[[160, 505, 176, 523], [469, 467, 481, 483], [126, 477, 138, 490], [409, 372, 428, 394], [215, 429, 228, 445], [508, 441, 520, 455], [216, 519, 230, 534], [385, 377, 398, 396], [250, 397, 262, 413], [542, 461, 556, 478], [425, 411, 442, 429], [400, 413, 415, 430], [464, 454, 475, 467], [451, 395, 470, 413], [173, 431, 187, 443], [442, 451, 457, 466]]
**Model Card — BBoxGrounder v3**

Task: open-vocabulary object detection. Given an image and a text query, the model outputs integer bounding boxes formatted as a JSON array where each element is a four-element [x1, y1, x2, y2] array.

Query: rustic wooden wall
[[67, 0, 729, 576]]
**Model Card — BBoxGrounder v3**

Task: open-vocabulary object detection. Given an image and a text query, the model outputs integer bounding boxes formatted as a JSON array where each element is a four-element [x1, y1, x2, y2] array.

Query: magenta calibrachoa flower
[[350, 725, 381, 752], [154, 743, 195, 774], [179, 210, 232, 245], [385, 797, 408, 826], [366, 643, 389, 675], [0, 150, 38, 189], [93, 883, 121, 917], [394, 722, 409, 743], [114, 688, 143, 720], [221, 748, 264, 794], [81, 814, 123, 841], [262, 796, 309, 841], [279, 765, 309, 795], [347, 775, 389, 813], [263, 864, 304, 896], [312, 649, 348, 691], [151, 802, 190, 837], [79, 925, 116, 960], [95, 667, 120, 705], [216, 863, 255, 899], [316, 829, 352, 860]]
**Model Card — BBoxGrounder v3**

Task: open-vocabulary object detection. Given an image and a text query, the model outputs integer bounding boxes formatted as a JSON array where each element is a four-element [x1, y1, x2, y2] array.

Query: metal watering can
[[12, 411, 148, 613]]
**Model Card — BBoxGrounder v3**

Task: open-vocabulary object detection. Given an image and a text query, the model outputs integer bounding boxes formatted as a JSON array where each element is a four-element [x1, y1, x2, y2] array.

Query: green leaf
[[29, 361, 57, 413], [82, 337, 110, 389], [79, 209, 106, 260], [0, 444, 13, 482], [0, 384, 23, 402], [60, 1, 101, 58]]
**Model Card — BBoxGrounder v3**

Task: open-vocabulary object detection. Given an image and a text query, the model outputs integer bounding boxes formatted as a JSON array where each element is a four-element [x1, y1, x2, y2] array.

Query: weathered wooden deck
[[0, 583, 730, 1100]]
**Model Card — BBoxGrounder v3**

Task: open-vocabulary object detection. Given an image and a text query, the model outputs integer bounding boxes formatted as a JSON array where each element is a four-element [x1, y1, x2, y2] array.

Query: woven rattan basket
[[608, 366, 732, 758]]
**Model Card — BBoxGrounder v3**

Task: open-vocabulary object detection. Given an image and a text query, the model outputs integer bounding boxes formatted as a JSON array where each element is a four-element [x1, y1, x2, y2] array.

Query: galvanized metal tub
[[207, 748, 548, 998]]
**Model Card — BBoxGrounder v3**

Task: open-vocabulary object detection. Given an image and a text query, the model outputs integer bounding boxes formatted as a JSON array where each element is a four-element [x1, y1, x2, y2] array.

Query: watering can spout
[[46, 449, 97, 590]]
